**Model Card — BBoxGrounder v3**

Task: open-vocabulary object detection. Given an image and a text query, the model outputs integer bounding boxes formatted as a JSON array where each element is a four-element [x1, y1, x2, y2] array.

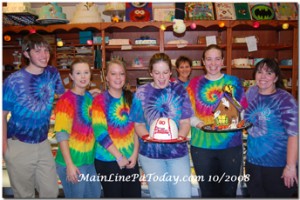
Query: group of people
[[3, 33, 298, 198]]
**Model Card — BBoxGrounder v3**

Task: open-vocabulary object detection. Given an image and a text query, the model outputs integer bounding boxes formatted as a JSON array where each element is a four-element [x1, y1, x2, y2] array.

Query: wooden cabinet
[[2, 20, 298, 97]]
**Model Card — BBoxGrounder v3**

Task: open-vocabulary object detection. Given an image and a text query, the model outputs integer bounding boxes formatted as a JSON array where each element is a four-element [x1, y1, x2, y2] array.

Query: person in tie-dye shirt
[[92, 59, 141, 197], [54, 59, 101, 198], [130, 53, 194, 198], [3, 33, 65, 198], [186, 44, 248, 197], [244, 58, 298, 197], [170, 55, 192, 88]]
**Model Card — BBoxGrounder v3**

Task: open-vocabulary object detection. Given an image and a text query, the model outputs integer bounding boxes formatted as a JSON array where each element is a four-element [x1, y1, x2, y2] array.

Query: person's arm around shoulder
[[2, 111, 9, 156], [89, 88, 102, 97]]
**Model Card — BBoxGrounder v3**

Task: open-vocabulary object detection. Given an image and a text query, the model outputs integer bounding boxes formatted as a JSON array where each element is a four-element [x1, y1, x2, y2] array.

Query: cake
[[232, 58, 251, 68], [149, 118, 178, 140], [37, 3, 67, 20], [135, 37, 157, 45], [104, 3, 125, 11], [108, 39, 130, 45], [70, 3, 102, 24], [212, 85, 245, 130], [3, 3, 36, 14], [103, 3, 126, 22]]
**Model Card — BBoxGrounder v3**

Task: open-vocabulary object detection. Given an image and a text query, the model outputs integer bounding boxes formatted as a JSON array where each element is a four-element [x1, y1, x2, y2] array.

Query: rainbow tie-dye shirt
[[54, 90, 95, 166], [92, 91, 135, 161], [186, 74, 248, 149]]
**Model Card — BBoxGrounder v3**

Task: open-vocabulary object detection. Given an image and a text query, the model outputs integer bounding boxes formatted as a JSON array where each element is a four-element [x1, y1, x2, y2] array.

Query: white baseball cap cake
[[149, 117, 178, 140]]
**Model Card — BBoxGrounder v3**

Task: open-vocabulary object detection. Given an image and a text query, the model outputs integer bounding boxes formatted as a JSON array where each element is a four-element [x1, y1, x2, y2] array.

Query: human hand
[[281, 165, 298, 188], [89, 88, 102, 97], [196, 121, 205, 129], [117, 155, 129, 170], [126, 155, 137, 169], [66, 164, 80, 184]]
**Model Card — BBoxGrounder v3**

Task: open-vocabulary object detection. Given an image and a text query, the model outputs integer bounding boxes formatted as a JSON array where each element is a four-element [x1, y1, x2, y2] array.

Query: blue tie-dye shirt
[[129, 82, 193, 159], [3, 66, 65, 144], [244, 86, 298, 167]]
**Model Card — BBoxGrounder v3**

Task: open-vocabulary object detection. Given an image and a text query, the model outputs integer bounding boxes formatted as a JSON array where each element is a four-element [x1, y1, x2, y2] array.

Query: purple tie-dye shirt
[[130, 82, 193, 159], [245, 86, 298, 167]]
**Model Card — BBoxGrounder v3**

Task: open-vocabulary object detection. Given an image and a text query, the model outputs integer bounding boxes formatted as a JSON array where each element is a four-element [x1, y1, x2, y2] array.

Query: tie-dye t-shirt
[[171, 78, 190, 89], [245, 86, 298, 167], [129, 82, 193, 159], [186, 74, 248, 149], [92, 91, 135, 161], [3, 66, 65, 143], [54, 90, 95, 166]]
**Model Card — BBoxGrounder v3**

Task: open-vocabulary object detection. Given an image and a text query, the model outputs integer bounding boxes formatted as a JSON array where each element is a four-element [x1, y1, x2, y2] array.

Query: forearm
[[59, 140, 74, 166], [2, 111, 8, 154], [190, 116, 204, 128], [179, 118, 191, 138], [134, 122, 148, 138], [286, 136, 298, 168], [133, 133, 140, 156], [106, 144, 123, 159]]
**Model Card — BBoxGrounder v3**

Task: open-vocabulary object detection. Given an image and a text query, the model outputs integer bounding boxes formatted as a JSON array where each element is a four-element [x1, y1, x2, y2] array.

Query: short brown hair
[[149, 53, 172, 72], [22, 33, 51, 53]]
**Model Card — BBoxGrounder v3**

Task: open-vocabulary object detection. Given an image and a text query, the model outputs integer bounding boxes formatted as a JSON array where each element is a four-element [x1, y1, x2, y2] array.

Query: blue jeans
[[139, 154, 191, 198], [56, 163, 101, 198]]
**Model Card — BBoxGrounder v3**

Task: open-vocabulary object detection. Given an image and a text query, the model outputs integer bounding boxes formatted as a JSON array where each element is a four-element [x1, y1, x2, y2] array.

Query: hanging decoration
[[160, 24, 166, 31], [56, 38, 63, 47], [4, 35, 11, 42], [282, 23, 289, 30], [190, 22, 197, 29], [173, 3, 186, 34], [253, 21, 260, 28], [87, 40, 93, 45], [29, 29, 36, 34], [218, 21, 225, 28]]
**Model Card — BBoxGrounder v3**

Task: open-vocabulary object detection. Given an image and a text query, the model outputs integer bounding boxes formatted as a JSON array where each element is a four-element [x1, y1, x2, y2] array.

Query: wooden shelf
[[105, 45, 160, 51], [232, 43, 293, 50], [2, 20, 298, 97]]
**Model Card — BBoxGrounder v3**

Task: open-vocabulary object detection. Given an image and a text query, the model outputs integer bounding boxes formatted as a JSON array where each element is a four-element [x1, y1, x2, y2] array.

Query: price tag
[[245, 36, 258, 52]]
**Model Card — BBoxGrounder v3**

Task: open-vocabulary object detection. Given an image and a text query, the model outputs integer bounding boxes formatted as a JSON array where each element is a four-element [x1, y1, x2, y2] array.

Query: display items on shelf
[[2, 19, 298, 98], [272, 2, 298, 20], [215, 3, 236, 20], [249, 3, 275, 20], [125, 3, 153, 22], [185, 2, 215, 20], [234, 3, 252, 20]]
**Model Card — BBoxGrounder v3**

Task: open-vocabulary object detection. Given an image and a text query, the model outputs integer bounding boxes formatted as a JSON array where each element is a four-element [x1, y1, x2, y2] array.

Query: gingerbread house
[[213, 88, 243, 129]]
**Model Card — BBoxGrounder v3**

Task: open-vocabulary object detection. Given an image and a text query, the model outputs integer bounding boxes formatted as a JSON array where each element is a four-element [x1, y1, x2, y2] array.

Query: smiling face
[[255, 64, 278, 95], [106, 62, 126, 92], [25, 45, 50, 70], [150, 61, 172, 89], [69, 62, 91, 90], [202, 48, 224, 79], [177, 61, 192, 81]]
